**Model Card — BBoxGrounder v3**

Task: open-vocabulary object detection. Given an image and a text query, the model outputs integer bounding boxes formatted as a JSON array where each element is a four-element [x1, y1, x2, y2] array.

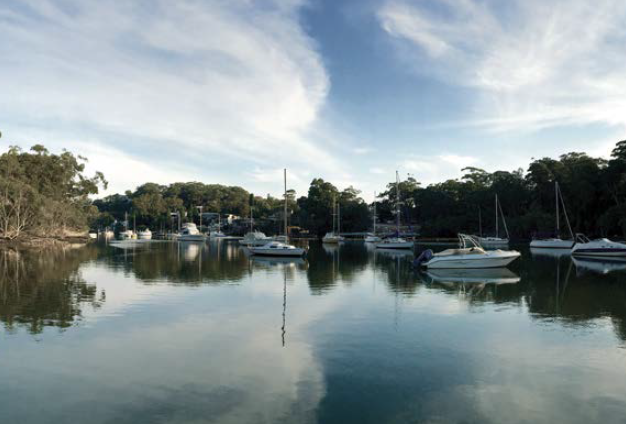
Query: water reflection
[[2, 242, 626, 423], [0, 246, 103, 333]]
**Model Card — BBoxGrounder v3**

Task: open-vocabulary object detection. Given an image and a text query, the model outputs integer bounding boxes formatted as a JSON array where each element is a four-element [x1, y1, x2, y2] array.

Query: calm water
[[1, 240, 626, 424]]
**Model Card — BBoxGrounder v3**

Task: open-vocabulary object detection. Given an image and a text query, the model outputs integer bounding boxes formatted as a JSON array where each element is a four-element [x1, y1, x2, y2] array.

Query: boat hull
[[248, 248, 306, 257], [571, 249, 626, 258], [375, 242, 414, 249], [530, 239, 574, 249], [425, 252, 520, 269]]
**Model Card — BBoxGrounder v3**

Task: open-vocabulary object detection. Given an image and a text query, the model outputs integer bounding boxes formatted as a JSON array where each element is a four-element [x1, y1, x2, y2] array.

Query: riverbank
[[0, 236, 89, 251]]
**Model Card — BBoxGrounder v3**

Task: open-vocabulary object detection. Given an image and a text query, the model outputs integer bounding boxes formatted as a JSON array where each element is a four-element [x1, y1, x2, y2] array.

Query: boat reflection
[[572, 257, 626, 275], [375, 248, 415, 258], [422, 268, 521, 285], [530, 247, 572, 259], [251, 256, 307, 267]]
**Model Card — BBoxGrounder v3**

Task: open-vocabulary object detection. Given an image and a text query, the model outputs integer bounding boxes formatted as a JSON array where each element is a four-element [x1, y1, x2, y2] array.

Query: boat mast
[[373, 191, 377, 235], [557, 182, 574, 239], [250, 195, 253, 233], [338, 201, 341, 235], [495, 195, 499, 238], [396, 171, 400, 235], [555, 182, 560, 238], [284, 168, 288, 240], [478, 207, 482, 237], [498, 196, 510, 240]]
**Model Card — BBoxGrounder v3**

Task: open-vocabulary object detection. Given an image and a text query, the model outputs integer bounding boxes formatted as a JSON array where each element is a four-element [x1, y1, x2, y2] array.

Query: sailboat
[[530, 182, 575, 249], [249, 170, 307, 257], [209, 213, 227, 239], [323, 195, 344, 243], [365, 192, 382, 243], [239, 196, 272, 246], [476, 194, 509, 247], [375, 171, 414, 249]]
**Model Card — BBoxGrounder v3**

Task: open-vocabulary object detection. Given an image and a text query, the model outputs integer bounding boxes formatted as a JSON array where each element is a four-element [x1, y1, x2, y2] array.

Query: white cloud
[[401, 154, 480, 185], [378, 0, 626, 132], [0, 0, 342, 195]]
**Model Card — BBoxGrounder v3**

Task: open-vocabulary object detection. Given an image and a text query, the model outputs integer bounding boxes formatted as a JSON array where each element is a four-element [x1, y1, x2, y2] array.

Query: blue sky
[[1, 0, 625, 199]]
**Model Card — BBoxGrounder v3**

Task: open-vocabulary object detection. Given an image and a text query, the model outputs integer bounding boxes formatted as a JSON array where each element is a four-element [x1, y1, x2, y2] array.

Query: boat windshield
[[458, 234, 483, 249], [576, 233, 591, 244]]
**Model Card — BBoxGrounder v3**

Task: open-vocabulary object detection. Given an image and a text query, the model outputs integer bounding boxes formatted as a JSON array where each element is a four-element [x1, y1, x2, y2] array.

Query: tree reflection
[[0, 245, 103, 334]]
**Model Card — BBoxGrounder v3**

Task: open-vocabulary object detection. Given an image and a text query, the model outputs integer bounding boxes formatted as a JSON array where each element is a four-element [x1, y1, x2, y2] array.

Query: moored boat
[[571, 234, 626, 258], [239, 230, 272, 246], [416, 234, 520, 269], [138, 229, 152, 240], [375, 171, 413, 250], [177, 223, 206, 242], [530, 182, 575, 249]]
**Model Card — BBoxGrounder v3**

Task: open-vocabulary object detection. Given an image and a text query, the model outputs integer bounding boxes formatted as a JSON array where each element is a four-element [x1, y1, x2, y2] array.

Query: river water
[[1, 240, 625, 424]]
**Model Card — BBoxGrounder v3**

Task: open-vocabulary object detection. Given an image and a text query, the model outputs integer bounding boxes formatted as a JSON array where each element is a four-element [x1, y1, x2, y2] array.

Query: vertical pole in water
[[556, 182, 560, 238], [284, 169, 288, 241]]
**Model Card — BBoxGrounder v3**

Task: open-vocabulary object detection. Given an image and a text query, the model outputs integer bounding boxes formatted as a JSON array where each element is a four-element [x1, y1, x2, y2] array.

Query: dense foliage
[[4, 140, 626, 240], [0, 145, 106, 239]]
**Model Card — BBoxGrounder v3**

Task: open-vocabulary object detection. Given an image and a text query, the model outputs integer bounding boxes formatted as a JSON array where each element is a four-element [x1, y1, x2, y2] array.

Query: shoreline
[[0, 236, 89, 251]]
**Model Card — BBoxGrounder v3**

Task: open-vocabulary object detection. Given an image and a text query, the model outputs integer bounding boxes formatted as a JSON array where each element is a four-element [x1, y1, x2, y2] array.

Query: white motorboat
[[239, 230, 272, 246], [375, 171, 413, 250], [103, 230, 114, 239], [476, 194, 509, 247], [530, 182, 575, 249], [88, 232, 97, 239], [138, 229, 152, 240], [364, 234, 382, 243], [248, 169, 307, 258], [177, 223, 206, 242], [416, 234, 520, 269], [571, 234, 626, 258], [209, 230, 227, 239], [118, 229, 134, 240], [323, 232, 344, 244], [249, 241, 306, 257]]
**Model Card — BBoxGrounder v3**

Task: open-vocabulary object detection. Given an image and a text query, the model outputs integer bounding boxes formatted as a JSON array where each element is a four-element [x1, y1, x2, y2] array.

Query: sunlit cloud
[[0, 0, 342, 195], [378, 0, 626, 132]]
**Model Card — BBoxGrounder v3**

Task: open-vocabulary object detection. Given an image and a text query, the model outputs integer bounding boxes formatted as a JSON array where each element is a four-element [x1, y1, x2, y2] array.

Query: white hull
[[248, 248, 306, 257], [89, 233, 97, 239], [477, 237, 509, 247], [425, 252, 520, 269], [530, 247, 571, 259], [365, 236, 382, 243], [572, 250, 626, 258], [138, 231, 152, 240], [572, 236, 626, 258], [375, 239, 413, 249], [530, 238, 574, 249]]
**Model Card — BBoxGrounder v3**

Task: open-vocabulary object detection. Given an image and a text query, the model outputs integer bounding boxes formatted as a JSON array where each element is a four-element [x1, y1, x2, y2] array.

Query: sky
[[1, 0, 625, 200]]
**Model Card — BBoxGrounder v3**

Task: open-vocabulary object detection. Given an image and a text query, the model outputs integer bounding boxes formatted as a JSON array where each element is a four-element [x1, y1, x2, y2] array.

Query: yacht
[[530, 182, 575, 249], [365, 193, 382, 242], [249, 241, 306, 257], [375, 172, 413, 250], [118, 229, 134, 240], [248, 169, 307, 257], [415, 234, 520, 269], [571, 234, 626, 258], [177, 223, 206, 242], [323, 196, 344, 243], [239, 230, 272, 246], [138, 229, 152, 240], [476, 194, 509, 247]]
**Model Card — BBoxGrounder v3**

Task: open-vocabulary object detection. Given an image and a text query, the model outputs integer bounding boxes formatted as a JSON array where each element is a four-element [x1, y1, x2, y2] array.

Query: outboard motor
[[413, 249, 433, 268]]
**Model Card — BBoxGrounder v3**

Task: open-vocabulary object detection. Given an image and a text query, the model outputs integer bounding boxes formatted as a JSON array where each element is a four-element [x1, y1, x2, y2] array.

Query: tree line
[[2, 140, 626, 240]]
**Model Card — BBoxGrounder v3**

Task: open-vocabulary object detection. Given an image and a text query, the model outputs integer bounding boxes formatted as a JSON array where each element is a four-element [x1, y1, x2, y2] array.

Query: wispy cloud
[[0, 0, 342, 194], [378, 0, 626, 132]]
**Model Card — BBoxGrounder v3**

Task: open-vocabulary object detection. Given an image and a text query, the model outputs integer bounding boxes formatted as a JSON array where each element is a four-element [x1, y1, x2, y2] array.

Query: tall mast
[[396, 171, 400, 235], [250, 195, 253, 232], [479, 207, 482, 237], [495, 195, 499, 238], [373, 191, 377, 235], [338, 201, 341, 235], [555, 182, 560, 237], [284, 169, 288, 240]]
